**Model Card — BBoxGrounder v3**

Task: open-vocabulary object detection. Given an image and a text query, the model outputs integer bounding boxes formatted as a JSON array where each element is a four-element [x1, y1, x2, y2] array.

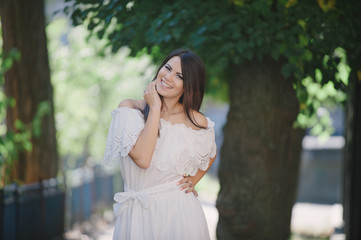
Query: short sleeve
[[103, 107, 145, 167], [186, 117, 217, 176]]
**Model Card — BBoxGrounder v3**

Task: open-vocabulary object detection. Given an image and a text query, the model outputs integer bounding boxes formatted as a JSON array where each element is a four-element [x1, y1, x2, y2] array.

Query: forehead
[[166, 56, 182, 72]]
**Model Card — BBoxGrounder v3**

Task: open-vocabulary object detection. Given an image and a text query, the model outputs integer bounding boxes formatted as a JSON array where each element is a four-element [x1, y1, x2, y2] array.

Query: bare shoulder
[[118, 99, 135, 108], [118, 99, 145, 110], [118, 99, 136, 109], [134, 99, 146, 110], [192, 110, 208, 128]]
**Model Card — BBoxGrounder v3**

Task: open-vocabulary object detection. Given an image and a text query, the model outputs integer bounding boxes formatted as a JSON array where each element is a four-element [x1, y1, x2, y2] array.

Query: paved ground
[[64, 202, 345, 240], [64, 201, 217, 240]]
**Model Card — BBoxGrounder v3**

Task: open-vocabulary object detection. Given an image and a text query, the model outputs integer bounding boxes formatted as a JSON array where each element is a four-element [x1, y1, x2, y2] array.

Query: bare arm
[[121, 82, 161, 169], [179, 152, 217, 195]]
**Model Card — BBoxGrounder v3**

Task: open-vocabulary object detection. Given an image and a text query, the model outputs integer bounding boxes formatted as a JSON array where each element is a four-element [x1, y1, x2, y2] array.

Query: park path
[[64, 200, 217, 240], [64, 201, 344, 240]]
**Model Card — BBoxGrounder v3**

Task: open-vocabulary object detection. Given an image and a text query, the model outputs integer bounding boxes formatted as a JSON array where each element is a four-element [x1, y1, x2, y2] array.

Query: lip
[[160, 79, 173, 89]]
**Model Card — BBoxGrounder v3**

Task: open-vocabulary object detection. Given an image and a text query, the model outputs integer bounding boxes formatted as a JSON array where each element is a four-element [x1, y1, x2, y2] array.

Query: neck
[[161, 97, 183, 114]]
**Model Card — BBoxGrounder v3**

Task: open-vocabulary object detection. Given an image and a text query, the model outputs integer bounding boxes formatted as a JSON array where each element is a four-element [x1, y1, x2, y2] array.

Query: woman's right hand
[[143, 81, 161, 110]]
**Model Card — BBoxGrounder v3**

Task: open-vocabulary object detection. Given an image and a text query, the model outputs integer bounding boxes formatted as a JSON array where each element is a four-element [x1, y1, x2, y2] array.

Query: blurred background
[[1, 0, 360, 240]]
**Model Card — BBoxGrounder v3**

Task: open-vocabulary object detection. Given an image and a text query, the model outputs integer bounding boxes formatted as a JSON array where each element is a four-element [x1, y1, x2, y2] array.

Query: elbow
[[129, 151, 151, 169], [132, 155, 151, 169], [137, 162, 151, 169]]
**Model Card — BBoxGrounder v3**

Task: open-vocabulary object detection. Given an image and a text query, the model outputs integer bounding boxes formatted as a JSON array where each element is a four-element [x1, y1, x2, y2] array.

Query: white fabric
[[104, 107, 217, 240], [104, 107, 145, 167]]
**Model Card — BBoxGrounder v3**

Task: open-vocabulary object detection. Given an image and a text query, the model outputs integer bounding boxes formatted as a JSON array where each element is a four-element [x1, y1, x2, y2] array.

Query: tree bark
[[0, 0, 58, 183], [343, 64, 361, 239], [216, 57, 305, 239]]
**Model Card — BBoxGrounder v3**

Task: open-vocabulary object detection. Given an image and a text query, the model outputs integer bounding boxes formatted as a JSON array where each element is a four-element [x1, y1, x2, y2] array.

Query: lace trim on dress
[[183, 131, 217, 176], [187, 140, 217, 176], [152, 117, 217, 176], [103, 107, 144, 167]]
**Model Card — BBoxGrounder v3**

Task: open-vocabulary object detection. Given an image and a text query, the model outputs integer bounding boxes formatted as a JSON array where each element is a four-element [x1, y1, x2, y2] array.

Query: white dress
[[104, 107, 217, 240]]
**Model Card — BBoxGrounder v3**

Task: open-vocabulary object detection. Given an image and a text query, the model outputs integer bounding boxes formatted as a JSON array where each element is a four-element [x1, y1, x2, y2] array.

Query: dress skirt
[[112, 179, 210, 240]]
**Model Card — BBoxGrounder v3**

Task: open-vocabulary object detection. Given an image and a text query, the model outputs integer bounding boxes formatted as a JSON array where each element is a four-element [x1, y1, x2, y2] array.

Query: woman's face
[[155, 56, 184, 100]]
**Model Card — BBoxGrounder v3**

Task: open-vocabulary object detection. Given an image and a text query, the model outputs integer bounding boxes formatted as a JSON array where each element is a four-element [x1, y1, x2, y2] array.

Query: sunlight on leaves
[[47, 18, 156, 168], [317, 0, 336, 12]]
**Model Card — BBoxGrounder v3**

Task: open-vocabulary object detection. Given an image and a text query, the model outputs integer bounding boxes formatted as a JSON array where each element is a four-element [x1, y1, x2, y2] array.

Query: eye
[[165, 65, 171, 71], [177, 74, 183, 80]]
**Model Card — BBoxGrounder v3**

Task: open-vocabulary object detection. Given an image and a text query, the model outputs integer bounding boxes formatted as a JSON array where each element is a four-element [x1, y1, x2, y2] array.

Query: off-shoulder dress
[[104, 107, 217, 240]]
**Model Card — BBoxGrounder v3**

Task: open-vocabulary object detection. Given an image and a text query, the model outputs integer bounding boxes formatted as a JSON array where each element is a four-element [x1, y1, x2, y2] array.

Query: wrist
[[190, 176, 199, 186], [150, 104, 161, 112]]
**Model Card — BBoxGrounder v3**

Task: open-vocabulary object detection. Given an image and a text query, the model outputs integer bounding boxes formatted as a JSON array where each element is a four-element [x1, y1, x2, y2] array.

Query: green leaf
[[297, 19, 306, 30], [298, 34, 308, 47], [302, 49, 313, 62], [296, 89, 308, 103], [14, 119, 24, 130], [233, 0, 245, 7], [24, 141, 32, 151], [281, 63, 294, 77]]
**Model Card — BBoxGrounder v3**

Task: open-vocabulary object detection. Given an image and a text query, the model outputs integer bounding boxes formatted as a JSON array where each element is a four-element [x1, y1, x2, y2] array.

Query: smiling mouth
[[161, 80, 173, 89]]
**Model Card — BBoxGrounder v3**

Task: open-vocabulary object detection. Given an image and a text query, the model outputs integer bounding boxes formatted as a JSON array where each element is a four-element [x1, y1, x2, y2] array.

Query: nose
[[165, 72, 173, 82]]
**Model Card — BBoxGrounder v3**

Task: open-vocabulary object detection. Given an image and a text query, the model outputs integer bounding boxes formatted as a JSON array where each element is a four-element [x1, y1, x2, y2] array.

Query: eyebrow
[[166, 63, 183, 76]]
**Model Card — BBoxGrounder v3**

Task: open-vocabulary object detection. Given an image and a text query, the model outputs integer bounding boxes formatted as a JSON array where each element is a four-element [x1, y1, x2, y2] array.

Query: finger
[[179, 181, 189, 190], [144, 82, 153, 96], [155, 84, 158, 93], [185, 185, 194, 193], [143, 86, 147, 94], [147, 83, 153, 92], [179, 177, 192, 186], [177, 178, 189, 185], [151, 81, 157, 92], [181, 181, 193, 191]]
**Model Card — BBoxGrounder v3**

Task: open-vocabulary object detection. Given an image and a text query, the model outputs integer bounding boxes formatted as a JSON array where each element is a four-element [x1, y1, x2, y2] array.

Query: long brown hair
[[143, 49, 206, 129]]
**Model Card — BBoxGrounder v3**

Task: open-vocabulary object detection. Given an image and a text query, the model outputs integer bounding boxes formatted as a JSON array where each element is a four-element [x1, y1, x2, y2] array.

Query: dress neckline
[[116, 107, 214, 132], [159, 118, 211, 132]]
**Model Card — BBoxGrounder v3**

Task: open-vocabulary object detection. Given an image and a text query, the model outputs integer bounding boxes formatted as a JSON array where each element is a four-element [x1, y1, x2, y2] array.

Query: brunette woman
[[104, 49, 217, 240]]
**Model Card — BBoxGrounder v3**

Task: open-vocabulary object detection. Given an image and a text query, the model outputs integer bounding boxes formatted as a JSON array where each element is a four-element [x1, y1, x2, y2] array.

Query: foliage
[[47, 19, 155, 169], [295, 47, 350, 138], [0, 43, 29, 185], [0, 26, 51, 186], [65, 0, 359, 137]]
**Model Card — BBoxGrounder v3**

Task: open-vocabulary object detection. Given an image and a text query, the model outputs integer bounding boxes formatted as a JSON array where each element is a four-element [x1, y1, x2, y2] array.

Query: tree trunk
[[0, 0, 58, 183], [343, 64, 361, 239], [216, 57, 305, 239]]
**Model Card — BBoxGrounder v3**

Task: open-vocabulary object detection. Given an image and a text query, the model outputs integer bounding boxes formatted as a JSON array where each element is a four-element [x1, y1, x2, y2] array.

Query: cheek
[[176, 80, 184, 92], [157, 68, 167, 78]]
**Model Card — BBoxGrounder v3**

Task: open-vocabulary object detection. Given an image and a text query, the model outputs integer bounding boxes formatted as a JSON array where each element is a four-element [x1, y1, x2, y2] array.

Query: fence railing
[[0, 179, 65, 240], [67, 166, 121, 226], [0, 165, 122, 240]]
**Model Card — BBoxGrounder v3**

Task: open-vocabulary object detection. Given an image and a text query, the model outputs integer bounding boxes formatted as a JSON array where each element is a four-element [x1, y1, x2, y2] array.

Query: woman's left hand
[[178, 175, 198, 197]]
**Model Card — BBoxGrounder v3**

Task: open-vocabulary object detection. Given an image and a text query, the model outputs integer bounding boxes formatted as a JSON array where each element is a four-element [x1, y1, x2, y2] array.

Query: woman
[[104, 49, 217, 240]]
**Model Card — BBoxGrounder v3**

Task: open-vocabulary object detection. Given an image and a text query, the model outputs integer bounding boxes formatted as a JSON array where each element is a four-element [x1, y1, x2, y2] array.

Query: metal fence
[[67, 166, 120, 226], [0, 179, 65, 240], [0, 165, 121, 240]]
